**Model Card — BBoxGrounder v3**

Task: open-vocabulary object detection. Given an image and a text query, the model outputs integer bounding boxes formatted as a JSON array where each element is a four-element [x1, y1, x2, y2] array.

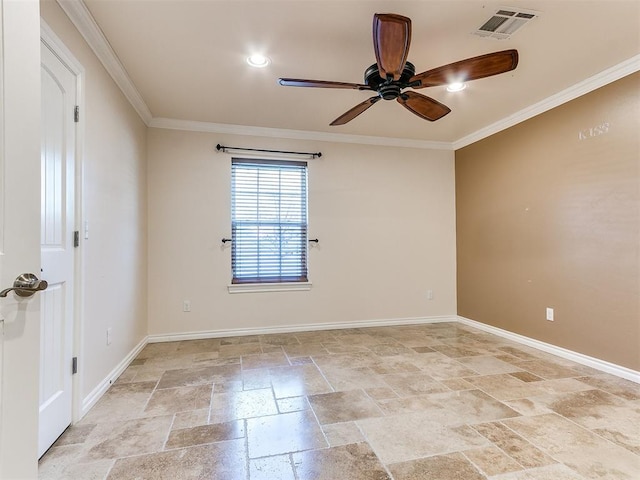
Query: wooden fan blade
[[373, 13, 411, 81], [397, 91, 451, 121], [278, 78, 371, 90], [410, 49, 519, 88], [330, 96, 381, 126]]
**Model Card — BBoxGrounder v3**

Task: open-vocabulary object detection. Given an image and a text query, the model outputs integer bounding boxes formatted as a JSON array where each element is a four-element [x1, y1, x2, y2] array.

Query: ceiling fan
[[278, 13, 518, 125]]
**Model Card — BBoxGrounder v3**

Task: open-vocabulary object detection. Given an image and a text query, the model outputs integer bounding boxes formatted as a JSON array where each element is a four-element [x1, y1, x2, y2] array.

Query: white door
[[38, 41, 76, 458], [0, 0, 44, 477]]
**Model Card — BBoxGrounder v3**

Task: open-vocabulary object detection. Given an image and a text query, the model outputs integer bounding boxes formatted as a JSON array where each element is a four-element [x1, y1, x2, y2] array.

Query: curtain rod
[[216, 144, 322, 159]]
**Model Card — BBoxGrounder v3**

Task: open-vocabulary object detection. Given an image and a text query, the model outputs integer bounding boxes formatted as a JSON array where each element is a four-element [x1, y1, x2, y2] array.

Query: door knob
[[0, 273, 48, 298]]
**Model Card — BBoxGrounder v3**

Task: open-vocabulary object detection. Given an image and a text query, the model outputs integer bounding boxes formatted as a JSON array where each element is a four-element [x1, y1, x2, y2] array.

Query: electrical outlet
[[183, 300, 191, 312], [546, 307, 554, 321], [106, 327, 112, 345], [427, 289, 434, 300]]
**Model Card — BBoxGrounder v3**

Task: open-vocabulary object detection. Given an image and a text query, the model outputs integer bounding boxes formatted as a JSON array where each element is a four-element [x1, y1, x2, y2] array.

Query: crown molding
[[149, 117, 453, 150], [56, 0, 153, 125], [56, 1, 638, 151], [453, 54, 640, 150]]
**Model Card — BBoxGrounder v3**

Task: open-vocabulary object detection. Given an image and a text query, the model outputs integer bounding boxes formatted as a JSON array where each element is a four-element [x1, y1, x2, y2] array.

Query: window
[[231, 158, 308, 285]]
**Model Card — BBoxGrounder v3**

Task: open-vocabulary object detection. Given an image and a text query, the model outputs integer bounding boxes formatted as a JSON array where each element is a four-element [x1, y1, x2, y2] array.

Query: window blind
[[231, 159, 308, 284]]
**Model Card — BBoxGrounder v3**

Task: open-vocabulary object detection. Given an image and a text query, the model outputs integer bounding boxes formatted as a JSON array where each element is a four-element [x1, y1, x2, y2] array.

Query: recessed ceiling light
[[446, 82, 467, 92], [247, 54, 270, 68]]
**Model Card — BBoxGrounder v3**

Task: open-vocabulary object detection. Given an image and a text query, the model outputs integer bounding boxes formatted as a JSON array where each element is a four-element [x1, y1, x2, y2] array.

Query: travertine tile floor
[[39, 322, 640, 479]]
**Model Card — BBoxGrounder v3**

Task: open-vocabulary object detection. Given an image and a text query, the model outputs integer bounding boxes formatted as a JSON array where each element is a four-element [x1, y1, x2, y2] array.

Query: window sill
[[227, 282, 312, 294]]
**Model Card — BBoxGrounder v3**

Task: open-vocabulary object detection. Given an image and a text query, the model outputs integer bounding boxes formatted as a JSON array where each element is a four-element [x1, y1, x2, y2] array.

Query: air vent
[[473, 7, 539, 40]]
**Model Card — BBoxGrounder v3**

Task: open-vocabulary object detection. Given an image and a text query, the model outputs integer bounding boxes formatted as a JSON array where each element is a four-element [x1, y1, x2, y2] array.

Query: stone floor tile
[[171, 408, 209, 430], [513, 359, 584, 380], [488, 464, 588, 479], [250, 454, 296, 480], [322, 422, 365, 446], [533, 389, 640, 454], [39, 445, 84, 479], [106, 439, 247, 479], [136, 342, 179, 360], [210, 387, 278, 423], [219, 334, 260, 345], [247, 410, 327, 458], [320, 366, 388, 391], [144, 384, 212, 416], [292, 443, 391, 480], [431, 344, 492, 358], [175, 338, 221, 354], [79, 389, 152, 425], [458, 355, 524, 375], [312, 352, 379, 370], [261, 333, 301, 346], [576, 374, 640, 401], [407, 353, 478, 379], [39, 325, 640, 480], [241, 350, 289, 370], [509, 371, 544, 382], [242, 367, 272, 390], [388, 452, 486, 480], [56, 459, 114, 480], [308, 389, 383, 424], [218, 343, 263, 358], [51, 424, 96, 447], [364, 386, 398, 400], [282, 342, 328, 357], [165, 419, 245, 449], [367, 343, 415, 357], [156, 364, 240, 389], [293, 330, 338, 344], [427, 389, 521, 424], [375, 393, 438, 416], [411, 346, 436, 353], [79, 415, 174, 462], [472, 421, 556, 468], [504, 413, 640, 479], [277, 396, 310, 413], [464, 445, 523, 476], [381, 372, 449, 397], [269, 364, 333, 398], [357, 412, 488, 464]]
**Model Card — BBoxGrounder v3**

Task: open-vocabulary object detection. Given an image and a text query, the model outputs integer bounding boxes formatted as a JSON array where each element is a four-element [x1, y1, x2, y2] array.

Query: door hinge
[[73, 230, 80, 248], [72, 357, 78, 375], [74, 105, 80, 123]]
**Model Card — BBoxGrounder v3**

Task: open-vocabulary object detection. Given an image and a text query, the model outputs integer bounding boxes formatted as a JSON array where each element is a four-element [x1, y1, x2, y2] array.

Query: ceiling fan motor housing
[[365, 61, 416, 100]]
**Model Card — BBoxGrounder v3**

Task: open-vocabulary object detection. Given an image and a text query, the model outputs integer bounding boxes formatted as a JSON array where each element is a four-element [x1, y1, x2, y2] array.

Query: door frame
[[40, 21, 85, 425]]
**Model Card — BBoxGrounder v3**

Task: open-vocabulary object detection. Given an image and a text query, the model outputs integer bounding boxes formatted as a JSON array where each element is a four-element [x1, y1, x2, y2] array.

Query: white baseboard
[[79, 314, 638, 420], [148, 315, 458, 343], [457, 316, 640, 384], [80, 336, 149, 417]]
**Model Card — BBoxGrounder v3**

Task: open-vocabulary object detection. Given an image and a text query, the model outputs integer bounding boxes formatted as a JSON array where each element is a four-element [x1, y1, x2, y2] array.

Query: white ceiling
[[72, 0, 639, 146]]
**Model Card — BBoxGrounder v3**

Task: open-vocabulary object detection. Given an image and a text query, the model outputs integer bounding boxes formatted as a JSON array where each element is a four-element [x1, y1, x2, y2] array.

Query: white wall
[[40, 1, 148, 404], [147, 129, 457, 336]]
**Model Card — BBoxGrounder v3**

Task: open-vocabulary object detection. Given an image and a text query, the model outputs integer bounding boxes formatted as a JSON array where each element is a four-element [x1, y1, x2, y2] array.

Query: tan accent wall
[[456, 73, 640, 370]]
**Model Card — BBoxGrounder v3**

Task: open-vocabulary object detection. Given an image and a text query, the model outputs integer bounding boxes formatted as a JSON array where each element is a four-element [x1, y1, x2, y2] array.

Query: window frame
[[227, 157, 311, 293]]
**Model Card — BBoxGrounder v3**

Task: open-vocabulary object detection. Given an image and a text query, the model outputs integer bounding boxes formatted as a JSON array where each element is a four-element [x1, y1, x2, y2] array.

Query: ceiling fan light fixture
[[446, 82, 467, 92], [247, 54, 270, 68]]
